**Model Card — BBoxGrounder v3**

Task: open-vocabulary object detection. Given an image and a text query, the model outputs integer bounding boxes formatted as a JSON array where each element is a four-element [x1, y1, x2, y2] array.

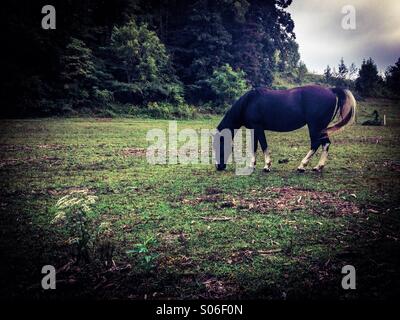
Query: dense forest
[[2, 0, 399, 118]]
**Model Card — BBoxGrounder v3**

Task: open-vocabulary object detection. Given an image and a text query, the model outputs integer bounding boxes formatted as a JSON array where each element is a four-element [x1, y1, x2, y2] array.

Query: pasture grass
[[0, 98, 399, 299]]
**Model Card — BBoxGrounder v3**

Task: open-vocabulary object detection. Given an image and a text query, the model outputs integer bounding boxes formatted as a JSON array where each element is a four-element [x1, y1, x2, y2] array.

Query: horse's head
[[212, 131, 225, 171], [212, 129, 233, 171]]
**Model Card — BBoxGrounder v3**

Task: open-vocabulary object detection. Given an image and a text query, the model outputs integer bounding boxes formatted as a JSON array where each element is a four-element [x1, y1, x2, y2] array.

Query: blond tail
[[324, 88, 356, 135]]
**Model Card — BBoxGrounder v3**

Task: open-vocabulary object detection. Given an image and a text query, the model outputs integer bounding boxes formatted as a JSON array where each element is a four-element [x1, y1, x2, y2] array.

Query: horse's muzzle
[[215, 164, 226, 171]]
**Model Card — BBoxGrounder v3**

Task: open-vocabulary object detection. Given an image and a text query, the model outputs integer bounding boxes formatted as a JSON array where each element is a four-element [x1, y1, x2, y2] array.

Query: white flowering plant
[[51, 189, 98, 262]]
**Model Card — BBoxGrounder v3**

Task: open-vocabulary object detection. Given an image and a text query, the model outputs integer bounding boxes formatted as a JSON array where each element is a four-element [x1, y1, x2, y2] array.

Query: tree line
[[323, 57, 400, 98], [2, 0, 301, 117], [2, 0, 399, 118]]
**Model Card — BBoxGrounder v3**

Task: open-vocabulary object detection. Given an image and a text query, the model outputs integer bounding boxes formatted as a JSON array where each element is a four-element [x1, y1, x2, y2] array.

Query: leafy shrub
[[147, 102, 197, 119], [126, 236, 158, 270], [206, 64, 250, 112], [178, 103, 197, 119], [109, 19, 184, 105], [147, 101, 174, 118], [93, 88, 114, 106]]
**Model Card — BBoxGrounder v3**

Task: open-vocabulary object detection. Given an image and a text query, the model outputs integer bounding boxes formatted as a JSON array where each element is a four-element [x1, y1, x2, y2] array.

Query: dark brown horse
[[213, 85, 356, 172]]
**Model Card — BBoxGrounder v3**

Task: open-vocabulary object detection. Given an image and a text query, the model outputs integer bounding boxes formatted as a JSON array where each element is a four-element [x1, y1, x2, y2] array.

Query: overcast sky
[[286, 0, 400, 74]]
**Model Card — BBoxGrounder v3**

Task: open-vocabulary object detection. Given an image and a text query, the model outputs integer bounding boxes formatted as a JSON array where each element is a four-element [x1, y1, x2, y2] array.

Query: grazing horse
[[213, 85, 356, 172]]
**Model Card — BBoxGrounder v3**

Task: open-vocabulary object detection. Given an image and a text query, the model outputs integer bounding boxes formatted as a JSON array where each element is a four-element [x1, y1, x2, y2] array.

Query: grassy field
[[1, 98, 399, 300]]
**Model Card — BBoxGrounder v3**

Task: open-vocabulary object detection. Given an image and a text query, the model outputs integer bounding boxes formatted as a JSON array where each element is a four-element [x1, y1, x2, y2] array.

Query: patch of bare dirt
[[0, 156, 62, 168], [181, 187, 360, 216], [159, 255, 195, 269], [227, 248, 282, 264], [0, 144, 33, 152], [205, 187, 222, 195], [201, 277, 240, 299], [160, 231, 189, 245], [382, 160, 400, 172], [334, 136, 384, 145], [37, 144, 65, 150], [46, 187, 94, 196], [121, 147, 146, 157], [0, 143, 65, 152], [227, 249, 254, 264]]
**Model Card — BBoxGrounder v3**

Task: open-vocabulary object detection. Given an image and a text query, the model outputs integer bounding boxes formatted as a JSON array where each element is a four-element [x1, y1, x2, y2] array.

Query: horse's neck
[[217, 111, 237, 132]]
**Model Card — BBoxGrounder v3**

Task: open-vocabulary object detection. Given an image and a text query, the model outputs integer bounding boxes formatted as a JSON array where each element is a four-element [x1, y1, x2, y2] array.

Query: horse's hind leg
[[297, 149, 317, 172], [313, 137, 331, 172], [297, 132, 321, 172]]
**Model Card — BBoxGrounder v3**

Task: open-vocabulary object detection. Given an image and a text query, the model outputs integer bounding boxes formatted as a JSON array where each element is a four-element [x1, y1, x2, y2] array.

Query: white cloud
[[286, 0, 400, 73]]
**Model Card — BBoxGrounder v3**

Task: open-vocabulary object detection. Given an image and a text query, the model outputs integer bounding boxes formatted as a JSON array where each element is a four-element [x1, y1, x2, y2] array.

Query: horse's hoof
[[246, 167, 255, 174], [263, 168, 271, 173], [297, 167, 305, 173], [312, 167, 323, 172]]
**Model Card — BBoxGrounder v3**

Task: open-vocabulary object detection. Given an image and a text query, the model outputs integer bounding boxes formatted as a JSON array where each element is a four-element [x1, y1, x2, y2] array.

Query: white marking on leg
[[313, 143, 330, 171], [298, 149, 316, 171], [263, 149, 272, 171], [248, 152, 256, 168]]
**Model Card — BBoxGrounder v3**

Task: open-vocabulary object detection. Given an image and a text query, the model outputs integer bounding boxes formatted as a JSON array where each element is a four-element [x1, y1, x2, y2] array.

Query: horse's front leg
[[248, 129, 258, 169], [263, 149, 272, 172], [255, 128, 271, 172]]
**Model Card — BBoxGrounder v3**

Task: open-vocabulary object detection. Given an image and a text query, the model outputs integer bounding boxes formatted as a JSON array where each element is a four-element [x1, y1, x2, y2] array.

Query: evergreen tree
[[349, 62, 358, 80], [60, 38, 98, 108], [278, 38, 301, 74], [356, 58, 382, 96], [232, 0, 293, 87], [296, 61, 308, 84], [385, 57, 400, 96], [338, 58, 348, 80], [324, 65, 333, 84], [233, 15, 273, 87], [332, 57, 349, 87], [184, 6, 232, 84]]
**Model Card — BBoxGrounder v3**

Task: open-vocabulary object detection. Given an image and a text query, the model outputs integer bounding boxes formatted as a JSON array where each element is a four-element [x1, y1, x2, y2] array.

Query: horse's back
[[242, 85, 337, 132], [243, 86, 304, 131], [256, 85, 335, 102]]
